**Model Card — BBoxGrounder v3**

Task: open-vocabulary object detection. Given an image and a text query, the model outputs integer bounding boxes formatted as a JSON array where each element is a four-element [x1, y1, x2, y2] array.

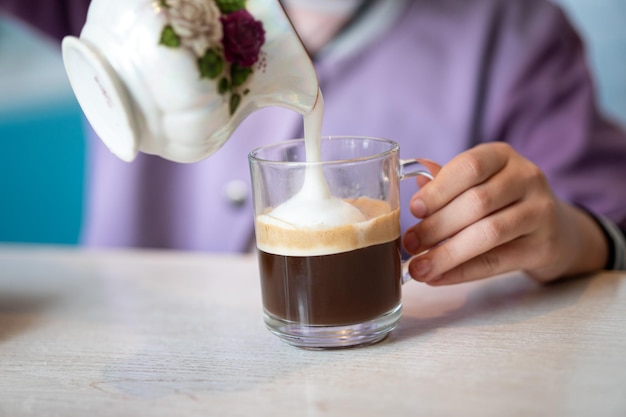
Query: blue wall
[[555, 0, 626, 127], [0, 17, 86, 245], [0, 101, 85, 244]]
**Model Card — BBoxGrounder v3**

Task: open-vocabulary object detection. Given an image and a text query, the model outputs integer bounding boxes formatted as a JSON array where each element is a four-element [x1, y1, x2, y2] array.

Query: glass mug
[[248, 136, 433, 349]]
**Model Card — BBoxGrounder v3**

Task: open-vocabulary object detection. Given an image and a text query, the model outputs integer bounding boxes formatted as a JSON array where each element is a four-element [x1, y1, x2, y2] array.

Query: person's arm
[[0, 0, 90, 41], [403, 0, 626, 284], [483, 0, 626, 271]]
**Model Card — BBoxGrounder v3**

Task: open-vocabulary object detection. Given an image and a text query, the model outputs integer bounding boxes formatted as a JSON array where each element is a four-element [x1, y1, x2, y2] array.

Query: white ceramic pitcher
[[62, 0, 319, 163]]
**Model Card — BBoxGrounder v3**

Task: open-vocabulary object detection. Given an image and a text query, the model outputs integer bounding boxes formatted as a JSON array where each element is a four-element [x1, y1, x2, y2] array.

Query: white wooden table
[[1, 245, 625, 416]]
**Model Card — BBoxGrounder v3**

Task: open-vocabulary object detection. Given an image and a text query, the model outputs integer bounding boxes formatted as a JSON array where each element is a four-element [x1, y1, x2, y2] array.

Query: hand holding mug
[[403, 142, 609, 285]]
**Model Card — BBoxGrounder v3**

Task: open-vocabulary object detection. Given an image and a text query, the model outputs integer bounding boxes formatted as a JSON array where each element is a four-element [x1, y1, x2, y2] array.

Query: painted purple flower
[[220, 9, 265, 67]]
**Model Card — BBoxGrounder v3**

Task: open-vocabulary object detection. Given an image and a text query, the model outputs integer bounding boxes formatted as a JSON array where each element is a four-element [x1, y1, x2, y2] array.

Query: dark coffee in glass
[[249, 137, 432, 349], [255, 196, 403, 348]]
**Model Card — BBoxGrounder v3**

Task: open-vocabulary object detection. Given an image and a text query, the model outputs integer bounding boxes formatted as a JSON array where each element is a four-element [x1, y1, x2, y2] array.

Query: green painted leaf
[[198, 49, 224, 79], [231, 64, 252, 87], [159, 25, 180, 48], [218, 77, 230, 94], [215, 0, 246, 13], [230, 93, 241, 115]]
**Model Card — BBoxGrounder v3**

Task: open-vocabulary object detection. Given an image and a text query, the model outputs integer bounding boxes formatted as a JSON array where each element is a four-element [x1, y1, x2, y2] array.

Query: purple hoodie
[[3, 0, 626, 253]]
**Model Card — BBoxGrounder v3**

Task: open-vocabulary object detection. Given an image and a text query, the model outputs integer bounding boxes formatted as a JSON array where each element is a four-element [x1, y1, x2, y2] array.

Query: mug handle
[[398, 158, 442, 283], [399, 158, 442, 181]]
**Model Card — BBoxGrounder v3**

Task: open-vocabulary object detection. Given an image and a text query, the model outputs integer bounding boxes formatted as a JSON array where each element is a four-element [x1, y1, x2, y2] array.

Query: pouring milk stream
[[264, 92, 367, 229]]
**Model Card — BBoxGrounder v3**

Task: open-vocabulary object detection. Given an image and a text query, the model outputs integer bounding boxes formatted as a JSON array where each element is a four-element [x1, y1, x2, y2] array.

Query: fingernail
[[404, 231, 420, 254], [411, 198, 427, 218], [410, 258, 432, 279]]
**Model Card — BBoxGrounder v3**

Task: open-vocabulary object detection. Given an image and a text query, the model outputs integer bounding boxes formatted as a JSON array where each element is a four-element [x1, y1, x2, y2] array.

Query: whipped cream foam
[[266, 192, 366, 229]]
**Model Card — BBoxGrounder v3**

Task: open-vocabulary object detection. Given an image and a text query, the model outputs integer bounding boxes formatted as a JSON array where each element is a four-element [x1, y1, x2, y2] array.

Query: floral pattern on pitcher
[[158, 0, 266, 115]]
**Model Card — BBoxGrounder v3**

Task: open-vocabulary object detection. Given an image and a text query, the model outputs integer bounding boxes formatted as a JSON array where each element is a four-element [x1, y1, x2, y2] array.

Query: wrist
[[559, 204, 609, 277], [577, 206, 626, 270]]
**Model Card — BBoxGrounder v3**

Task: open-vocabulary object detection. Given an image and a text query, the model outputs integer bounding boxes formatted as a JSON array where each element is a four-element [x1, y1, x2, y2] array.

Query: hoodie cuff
[[581, 208, 626, 270]]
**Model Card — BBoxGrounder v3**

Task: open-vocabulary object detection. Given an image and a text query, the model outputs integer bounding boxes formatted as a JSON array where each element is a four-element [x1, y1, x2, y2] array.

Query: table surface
[[1, 245, 625, 417]]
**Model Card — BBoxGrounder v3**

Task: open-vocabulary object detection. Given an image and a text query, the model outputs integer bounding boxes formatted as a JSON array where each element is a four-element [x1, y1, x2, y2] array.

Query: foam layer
[[268, 192, 366, 229], [256, 197, 400, 256]]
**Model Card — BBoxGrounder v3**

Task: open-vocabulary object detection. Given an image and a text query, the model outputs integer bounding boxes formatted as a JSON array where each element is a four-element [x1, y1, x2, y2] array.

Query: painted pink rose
[[220, 9, 265, 67]]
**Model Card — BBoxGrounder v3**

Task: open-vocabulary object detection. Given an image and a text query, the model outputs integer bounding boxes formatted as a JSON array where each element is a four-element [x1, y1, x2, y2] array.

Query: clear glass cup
[[248, 136, 432, 349]]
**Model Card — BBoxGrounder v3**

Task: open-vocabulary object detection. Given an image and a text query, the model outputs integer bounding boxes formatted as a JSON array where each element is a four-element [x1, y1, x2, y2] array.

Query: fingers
[[407, 198, 538, 284], [403, 159, 527, 255], [414, 238, 533, 286], [409, 143, 510, 219]]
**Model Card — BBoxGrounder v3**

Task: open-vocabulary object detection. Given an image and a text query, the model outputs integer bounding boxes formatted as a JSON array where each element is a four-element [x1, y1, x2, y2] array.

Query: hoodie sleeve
[[482, 0, 626, 234]]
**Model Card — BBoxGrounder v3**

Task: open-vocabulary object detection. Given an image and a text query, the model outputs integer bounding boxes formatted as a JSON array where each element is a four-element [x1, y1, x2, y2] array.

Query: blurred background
[[0, 0, 624, 246], [0, 17, 85, 245]]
